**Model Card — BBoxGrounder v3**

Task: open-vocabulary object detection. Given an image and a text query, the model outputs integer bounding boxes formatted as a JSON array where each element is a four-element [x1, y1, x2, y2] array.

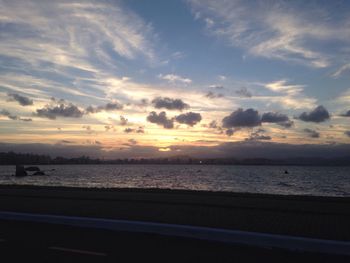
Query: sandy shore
[[0, 185, 349, 241]]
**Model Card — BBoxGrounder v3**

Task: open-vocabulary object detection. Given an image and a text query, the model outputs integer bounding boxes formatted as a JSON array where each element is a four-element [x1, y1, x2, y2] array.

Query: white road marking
[[48, 246, 106, 256], [0, 210, 349, 256]]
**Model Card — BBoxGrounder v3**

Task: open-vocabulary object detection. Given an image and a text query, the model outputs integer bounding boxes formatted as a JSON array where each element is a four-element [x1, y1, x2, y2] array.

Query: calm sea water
[[0, 165, 349, 197]]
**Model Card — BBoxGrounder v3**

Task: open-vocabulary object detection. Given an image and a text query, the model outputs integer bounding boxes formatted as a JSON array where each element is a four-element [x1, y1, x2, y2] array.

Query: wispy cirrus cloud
[[188, 0, 350, 68]]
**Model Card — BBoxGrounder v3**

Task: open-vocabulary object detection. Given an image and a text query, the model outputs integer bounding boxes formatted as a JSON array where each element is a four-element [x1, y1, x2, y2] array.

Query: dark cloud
[[152, 97, 189, 111], [261, 112, 289, 123], [261, 112, 293, 128], [222, 108, 261, 128], [36, 100, 84, 119], [344, 131, 350, 137], [86, 102, 123, 114], [7, 93, 33, 106], [235, 87, 252, 98], [298, 105, 330, 123], [147, 111, 174, 129], [0, 109, 32, 122], [2, 141, 350, 159], [205, 91, 224, 99], [175, 112, 202, 126], [226, 128, 235, 136], [120, 115, 128, 126], [124, 127, 144, 133], [124, 127, 134, 133], [340, 110, 350, 117], [277, 120, 294, 128], [208, 120, 218, 129], [104, 125, 114, 131], [303, 128, 320, 138], [246, 129, 271, 141]]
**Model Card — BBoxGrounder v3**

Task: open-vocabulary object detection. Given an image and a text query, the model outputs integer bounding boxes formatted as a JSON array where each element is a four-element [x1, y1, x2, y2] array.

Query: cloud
[[124, 128, 134, 133], [225, 128, 235, 137], [175, 112, 202, 126], [147, 111, 174, 129], [277, 120, 294, 128], [261, 112, 293, 128], [332, 64, 350, 78], [340, 110, 350, 117], [298, 105, 330, 123], [152, 97, 189, 111], [345, 131, 350, 138], [189, 1, 350, 68], [208, 120, 218, 129], [222, 108, 261, 128], [205, 91, 224, 99], [86, 102, 123, 114], [235, 87, 252, 98], [158, 74, 192, 84], [303, 128, 320, 138], [7, 93, 33, 106], [35, 99, 84, 119], [124, 127, 144, 133], [0, 109, 32, 122], [119, 115, 128, 126], [261, 112, 289, 123], [3, 141, 350, 159], [246, 129, 271, 141]]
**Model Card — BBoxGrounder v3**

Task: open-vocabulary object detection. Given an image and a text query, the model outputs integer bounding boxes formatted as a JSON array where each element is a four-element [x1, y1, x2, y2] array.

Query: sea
[[0, 165, 349, 197]]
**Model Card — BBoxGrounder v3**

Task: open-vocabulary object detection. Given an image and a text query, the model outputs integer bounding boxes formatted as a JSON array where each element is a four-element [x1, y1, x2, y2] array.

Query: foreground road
[[0, 185, 349, 262], [0, 219, 349, 262]]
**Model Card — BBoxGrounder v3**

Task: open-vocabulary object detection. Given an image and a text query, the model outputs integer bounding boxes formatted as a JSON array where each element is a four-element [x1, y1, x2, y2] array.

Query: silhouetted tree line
[[1, 151, 350, 166]]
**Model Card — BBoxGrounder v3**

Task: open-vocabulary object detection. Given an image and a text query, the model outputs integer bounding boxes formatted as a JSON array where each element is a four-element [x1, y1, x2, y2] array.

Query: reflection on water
[[0, 165, 349, 197]]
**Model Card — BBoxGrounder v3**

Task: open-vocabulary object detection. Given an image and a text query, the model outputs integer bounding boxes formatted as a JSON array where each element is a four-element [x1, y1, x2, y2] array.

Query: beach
[[0, 185, 349, 241]]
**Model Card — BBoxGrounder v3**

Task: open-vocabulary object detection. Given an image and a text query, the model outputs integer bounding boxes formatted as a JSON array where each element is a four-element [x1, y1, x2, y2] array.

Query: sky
[[0, 0, 350, 159]]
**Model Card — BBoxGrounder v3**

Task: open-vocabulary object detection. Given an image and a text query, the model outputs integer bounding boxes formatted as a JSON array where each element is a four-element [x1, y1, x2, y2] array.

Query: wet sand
[[0, 185, 349, 241]]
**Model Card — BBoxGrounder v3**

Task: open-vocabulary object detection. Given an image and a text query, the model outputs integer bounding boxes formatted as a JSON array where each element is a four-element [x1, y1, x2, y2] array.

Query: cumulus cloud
[[86, 102, 123, 114], [175, 112, 202, 126], [261, 112, 289, 123], [0, 109, 32, 122], [205, 91, 224, 99], [147, 111, 174, 129], [7, 93, 33, 106], [158, 74, 192, 84], [36, 100, 84, 119], [298, 105, 330, 123], [152, 97, 189, 111], [222, 108, 261, 128], [235, 87, 252, 98], [303, 128, 320, 138], [261, 112, 293, 128]]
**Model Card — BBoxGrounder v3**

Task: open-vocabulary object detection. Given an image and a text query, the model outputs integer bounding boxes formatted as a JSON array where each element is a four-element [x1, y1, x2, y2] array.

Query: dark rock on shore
[[25, 166, 40, 172], [15, 165, 27, 177]]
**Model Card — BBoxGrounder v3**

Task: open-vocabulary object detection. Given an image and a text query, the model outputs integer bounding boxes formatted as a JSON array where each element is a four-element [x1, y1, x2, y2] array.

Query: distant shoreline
[[1, 152, 350, 166]]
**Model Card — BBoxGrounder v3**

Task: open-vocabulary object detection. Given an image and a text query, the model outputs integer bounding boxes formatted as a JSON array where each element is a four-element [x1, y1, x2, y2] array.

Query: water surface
[[0, 165, 349, 196]]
